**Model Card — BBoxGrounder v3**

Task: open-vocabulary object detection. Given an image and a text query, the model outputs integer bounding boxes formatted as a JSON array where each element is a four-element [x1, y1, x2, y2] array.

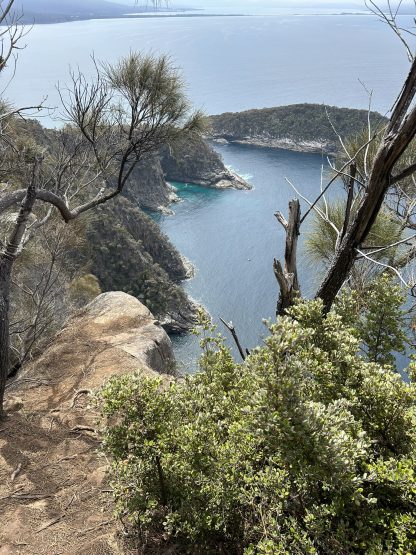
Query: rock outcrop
[[123, 155, 179, 213], [1, 292, 172, 555], [159, 136, 251, 190], [122, 137, 251, 212]]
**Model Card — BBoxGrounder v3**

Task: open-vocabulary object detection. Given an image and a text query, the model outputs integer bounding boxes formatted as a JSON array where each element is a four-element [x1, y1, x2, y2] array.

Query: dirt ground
[[0, 292, 172, 555]]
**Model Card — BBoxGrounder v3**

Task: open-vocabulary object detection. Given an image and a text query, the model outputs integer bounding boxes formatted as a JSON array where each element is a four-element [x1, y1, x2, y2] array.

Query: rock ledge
[[1, 292, 172, 555]]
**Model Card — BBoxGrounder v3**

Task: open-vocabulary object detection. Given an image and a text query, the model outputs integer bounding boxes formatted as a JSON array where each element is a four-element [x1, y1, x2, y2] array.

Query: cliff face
[[1, 292, 172, 555], [12, 119, 248, 334], [209, 104, 387, 154], [77, 197, 198, 333], [122, 137, 251, 212], [123, 155, 179, 213], [21, 119, 249, 211], [159, 136, 251, 190]]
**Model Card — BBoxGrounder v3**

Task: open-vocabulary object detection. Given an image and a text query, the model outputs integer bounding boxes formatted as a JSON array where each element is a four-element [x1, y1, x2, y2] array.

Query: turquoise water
[[154, 143, 339, 371]]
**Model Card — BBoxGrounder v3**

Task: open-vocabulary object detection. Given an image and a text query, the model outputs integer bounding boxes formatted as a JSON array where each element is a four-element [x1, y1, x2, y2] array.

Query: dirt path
[[0, 292, 172, 555]]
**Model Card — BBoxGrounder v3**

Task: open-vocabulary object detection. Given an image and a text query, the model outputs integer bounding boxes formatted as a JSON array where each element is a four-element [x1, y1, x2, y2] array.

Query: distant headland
[[208, 104, 387, 155]]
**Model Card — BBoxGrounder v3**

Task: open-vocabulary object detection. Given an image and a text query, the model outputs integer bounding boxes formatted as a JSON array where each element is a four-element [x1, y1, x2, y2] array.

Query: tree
[[274, 2, 416, 314], [0, 4, 203, 416]]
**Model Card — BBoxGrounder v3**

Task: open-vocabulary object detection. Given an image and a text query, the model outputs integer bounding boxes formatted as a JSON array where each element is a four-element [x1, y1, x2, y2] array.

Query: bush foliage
[[100, 279, 415, 554]]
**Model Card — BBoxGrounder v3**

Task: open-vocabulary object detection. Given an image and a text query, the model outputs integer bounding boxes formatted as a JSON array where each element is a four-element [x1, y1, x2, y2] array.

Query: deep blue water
[[154, 143, 339, 371], [2, 11, 413, 369], [3, 13, 413, 119]]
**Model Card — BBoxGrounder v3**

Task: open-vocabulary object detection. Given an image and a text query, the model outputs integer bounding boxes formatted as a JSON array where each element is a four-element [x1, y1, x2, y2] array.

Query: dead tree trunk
[[274, 199, 301, 316], [315, 58, 416, 311], [219, 317, 248, 360], [0, 261, 12, 418]]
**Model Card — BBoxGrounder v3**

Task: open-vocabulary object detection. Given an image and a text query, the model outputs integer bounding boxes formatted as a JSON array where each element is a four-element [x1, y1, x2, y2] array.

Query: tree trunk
[[316, 58, 416, 311], [0, 176, 37, 417], [0, 260, 12, 418], [274, 199, 301, 315]]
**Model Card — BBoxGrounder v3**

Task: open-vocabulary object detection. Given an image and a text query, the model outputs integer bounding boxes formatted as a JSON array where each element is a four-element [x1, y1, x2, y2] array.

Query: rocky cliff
[[122, 155, 180, 213], [10, 119, 247, 335], [159, 136, 251, 190], [123, 136, 251, 212], [1, 292, 172, 555], [209, 104, 387, 154], [76, 197, 198, 333]]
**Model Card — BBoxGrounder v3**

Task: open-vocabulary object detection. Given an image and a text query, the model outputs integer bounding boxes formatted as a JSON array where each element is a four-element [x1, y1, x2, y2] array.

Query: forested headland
[[209, 103, 387, 153]]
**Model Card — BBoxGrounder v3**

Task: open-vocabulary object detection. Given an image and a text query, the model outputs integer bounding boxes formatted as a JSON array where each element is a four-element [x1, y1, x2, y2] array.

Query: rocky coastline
[[212, 136, 333, 154], [17, 119, 249, 336], [159, 136, 251, 191], [209, 103, 387, 156], [120, 136, 251, 213]]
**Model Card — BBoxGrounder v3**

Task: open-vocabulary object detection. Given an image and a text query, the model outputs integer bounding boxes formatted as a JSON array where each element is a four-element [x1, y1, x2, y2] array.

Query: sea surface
[[4, 12, 413, 117], [2, 9, 414, 369], [153, 143, 340, 372]]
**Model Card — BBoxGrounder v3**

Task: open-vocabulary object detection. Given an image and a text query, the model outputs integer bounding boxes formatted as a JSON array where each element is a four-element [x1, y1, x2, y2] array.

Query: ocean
[[3, 9, 414, 368], [4, 12, 413, 117], [153, 143, 340, 371]]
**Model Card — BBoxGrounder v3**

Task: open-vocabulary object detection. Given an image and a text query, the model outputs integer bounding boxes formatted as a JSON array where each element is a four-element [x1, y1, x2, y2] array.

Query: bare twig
[[10, 462, 22, 481], [36, 515, 65, 534], [219, 317, 248, 360]]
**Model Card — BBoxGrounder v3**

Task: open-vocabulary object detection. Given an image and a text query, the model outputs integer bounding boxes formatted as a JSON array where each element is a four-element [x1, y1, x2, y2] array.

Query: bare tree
[[6, 218, 85, 376], [275, 2, 416, 314], [0, 46, 203, 416]]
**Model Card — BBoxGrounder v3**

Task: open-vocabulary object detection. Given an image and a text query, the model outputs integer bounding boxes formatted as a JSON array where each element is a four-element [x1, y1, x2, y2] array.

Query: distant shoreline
[[11, 12, 247, 26], [6, 10, 392, 26]]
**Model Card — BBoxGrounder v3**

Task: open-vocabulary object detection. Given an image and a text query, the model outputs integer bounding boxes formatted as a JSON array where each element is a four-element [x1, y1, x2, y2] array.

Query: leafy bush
[[100, 284, 416, 554]]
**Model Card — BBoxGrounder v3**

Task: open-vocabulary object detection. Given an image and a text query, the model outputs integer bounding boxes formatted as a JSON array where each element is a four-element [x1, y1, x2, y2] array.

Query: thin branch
[[219, 318, 248, 361], [300, 134, 379, 224], [356, 247, 413, 288], [339, 163, 357, 244], [391, 161, 416, 184], [358, 234, 416, 257]]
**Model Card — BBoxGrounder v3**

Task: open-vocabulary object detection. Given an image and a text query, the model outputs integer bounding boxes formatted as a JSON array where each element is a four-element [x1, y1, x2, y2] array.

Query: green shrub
[[100, 288, 416, 554]]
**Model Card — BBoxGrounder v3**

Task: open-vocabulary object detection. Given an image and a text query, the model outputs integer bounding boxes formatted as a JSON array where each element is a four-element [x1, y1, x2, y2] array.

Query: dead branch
[[35, 515, 65, 534], [10, 462, 22, 481], [219, 317, 248, 360], [274, 199, 301, 315], [69, 388, 93, 409], [338, 163, 357, 245]]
